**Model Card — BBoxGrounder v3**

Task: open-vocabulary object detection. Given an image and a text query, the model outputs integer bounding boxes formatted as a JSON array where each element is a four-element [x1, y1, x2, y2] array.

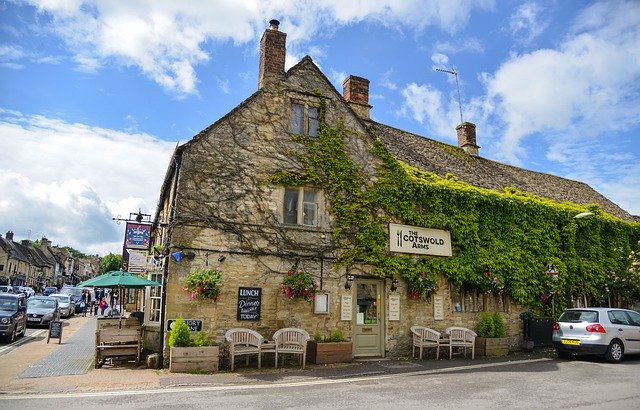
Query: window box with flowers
[[407, 271, 438, 300], [183, 267, 222, 301], [280, 268, 316, 303]]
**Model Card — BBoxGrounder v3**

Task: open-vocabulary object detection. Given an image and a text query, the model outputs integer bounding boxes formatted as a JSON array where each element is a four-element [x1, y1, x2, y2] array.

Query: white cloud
[[0, 109, 176, 255], [22, 0, 494, 96], [507, 1, 548, 43], [397, 82, 460, 139], [484, 0, 640, 164]]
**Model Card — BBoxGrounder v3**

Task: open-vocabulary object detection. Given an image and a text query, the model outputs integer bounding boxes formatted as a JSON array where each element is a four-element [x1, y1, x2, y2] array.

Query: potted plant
[[306, 329, 353, 364], [406, 271, 438, 300], [169, 319, 219, 372], [519, 311, 535, 352], [475, 311, 509, 357]]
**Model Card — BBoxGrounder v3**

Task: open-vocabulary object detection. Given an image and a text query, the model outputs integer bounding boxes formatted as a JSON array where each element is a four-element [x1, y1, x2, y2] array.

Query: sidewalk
[[0, 316, 556, 395]]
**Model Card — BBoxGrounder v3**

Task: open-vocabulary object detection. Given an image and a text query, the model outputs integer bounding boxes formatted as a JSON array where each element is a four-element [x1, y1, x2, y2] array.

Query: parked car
[[0, 293, 27, 343], [49, 294, 75, 318], [0, 285, 14, 294], [19, 286, 35, 298], [553, 307, 640, 363], [42, 286, 58, 296], [26, 296, 60, 327], [59, 286, 84, 313]]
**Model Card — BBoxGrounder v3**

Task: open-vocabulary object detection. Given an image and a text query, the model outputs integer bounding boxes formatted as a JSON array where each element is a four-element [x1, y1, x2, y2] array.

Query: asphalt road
[[1, 354, 638, 409]]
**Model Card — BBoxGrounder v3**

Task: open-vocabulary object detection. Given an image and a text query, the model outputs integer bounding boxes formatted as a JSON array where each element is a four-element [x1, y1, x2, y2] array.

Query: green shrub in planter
[[169, 319, 192, 347], [193, 331, 217, 347], [476, 312, 495, 338], [329, 329, 345, 343]]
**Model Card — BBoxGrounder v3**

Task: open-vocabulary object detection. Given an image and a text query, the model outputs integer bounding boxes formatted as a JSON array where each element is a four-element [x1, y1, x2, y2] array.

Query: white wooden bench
[[95, 327, 141, 368], [225, 328, 264, 371], [410, 325, 442, 360]]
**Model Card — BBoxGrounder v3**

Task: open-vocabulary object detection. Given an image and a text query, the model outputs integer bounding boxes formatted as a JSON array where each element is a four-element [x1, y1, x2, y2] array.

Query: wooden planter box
[[306, 341, 353, 364], [475, 337, 509, 357], [170, 346, 219, 373]]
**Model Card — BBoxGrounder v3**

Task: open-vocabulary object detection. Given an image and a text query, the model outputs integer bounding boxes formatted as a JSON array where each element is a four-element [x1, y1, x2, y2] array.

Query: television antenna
[[435, 68, 464, 124]]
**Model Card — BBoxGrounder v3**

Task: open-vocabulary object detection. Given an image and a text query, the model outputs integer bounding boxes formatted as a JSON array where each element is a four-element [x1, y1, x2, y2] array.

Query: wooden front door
[[352, 278, 384, 357]]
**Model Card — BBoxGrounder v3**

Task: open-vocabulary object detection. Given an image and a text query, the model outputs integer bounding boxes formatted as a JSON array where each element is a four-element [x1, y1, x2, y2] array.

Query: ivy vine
[[270, 93, 640, 313]]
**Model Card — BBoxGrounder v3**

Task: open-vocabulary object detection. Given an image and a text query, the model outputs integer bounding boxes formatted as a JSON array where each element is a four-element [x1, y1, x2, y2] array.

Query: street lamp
[[547, 264, 559, 318]]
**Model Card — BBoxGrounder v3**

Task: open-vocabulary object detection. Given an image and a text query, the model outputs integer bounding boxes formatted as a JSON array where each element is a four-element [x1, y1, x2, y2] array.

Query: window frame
[[290, 101, 319, 137], [282, 187, 321, 227]]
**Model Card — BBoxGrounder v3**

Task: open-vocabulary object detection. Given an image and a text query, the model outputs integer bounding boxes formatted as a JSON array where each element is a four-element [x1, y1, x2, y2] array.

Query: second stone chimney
[[456, 122, 479, 156], [41, 236, 52, 249], [5, 231, 14, 241], [342, 75, 371, 120], [258, 19, 286, 89]]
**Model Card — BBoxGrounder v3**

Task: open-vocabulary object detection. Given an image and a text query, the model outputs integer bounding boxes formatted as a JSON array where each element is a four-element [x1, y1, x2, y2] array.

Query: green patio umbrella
[[78, 270, 161, 288], [77, 270, 161, 322]]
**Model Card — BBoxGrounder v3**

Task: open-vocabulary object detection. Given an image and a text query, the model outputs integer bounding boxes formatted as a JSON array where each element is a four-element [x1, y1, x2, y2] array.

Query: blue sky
[[1, 0, 639, 257]]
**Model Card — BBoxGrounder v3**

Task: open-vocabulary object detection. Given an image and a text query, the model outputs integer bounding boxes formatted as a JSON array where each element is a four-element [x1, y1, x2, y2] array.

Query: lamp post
[[546, 264, 559, 318]]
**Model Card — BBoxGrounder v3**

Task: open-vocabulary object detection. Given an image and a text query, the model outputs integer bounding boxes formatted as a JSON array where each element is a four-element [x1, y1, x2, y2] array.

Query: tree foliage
[[100, 253, 122, 273]]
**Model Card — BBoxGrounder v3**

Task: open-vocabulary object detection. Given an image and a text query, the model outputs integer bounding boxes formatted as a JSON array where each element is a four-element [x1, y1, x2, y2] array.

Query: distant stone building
[[148, 20, 639, 363]]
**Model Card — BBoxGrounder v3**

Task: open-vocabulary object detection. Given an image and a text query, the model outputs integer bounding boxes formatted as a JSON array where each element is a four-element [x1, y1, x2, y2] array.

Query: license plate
[[562, 339, 580, 345], [27, 317, 41, 322]]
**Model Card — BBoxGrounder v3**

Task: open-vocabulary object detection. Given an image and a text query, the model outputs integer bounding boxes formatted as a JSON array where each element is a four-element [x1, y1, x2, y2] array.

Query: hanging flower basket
[[407, 271, 438, 300], [281, 268, 316, 303], [480, 271, 504, 294], [183, 267, 222, 301]]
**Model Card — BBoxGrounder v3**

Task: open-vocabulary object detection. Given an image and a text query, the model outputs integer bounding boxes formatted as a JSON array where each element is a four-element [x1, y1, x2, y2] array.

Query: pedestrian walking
[[80, 288, 91, 317], [99, 297, 108, 316]]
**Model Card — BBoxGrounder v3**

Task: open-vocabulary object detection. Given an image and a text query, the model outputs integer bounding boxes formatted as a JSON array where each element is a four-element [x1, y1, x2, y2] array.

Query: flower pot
[[306, 341, 353, 364], [169, 346, 219, 373], [475, 337, 509, 357]]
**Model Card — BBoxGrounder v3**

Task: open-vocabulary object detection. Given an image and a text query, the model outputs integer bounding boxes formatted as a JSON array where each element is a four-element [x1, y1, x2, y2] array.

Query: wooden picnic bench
[[94, 327, 141, 368]]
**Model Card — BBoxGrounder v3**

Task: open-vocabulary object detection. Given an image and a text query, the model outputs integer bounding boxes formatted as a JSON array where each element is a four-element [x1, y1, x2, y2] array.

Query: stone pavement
[[0, 315, 556, 395]]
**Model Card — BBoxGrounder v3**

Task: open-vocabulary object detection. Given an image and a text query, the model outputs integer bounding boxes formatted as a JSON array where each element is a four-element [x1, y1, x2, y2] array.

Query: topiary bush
[[476, 312, 496, 338], [329, 328, 345, 342], [168, 318, 192, 347]]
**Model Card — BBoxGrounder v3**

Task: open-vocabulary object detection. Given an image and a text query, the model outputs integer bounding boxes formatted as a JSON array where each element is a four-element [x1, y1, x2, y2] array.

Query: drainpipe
[[158, 151, 182, 368]]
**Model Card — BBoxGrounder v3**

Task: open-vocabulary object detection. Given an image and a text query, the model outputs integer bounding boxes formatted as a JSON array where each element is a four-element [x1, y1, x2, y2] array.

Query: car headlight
[[0, 317, 9, 324]]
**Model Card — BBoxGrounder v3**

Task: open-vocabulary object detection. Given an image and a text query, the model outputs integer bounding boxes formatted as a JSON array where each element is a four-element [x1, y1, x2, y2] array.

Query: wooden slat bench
[[95, 327, 141, 368]]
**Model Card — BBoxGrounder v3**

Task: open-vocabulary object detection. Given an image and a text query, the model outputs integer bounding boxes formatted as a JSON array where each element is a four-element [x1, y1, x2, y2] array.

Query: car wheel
[[605, 340, 624, 363], [555, 349, 572, 359], [6, 327, 16, 343]]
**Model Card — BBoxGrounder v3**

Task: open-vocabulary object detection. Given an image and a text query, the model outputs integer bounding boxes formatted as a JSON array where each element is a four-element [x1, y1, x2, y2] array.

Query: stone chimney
[[21, 239, 30, 246], [342, 75, 371, 120], [456, 122, 479, 156], [5, 231, 13, 241], [41, 236, 51, 249], [258, 19, 286, 89]]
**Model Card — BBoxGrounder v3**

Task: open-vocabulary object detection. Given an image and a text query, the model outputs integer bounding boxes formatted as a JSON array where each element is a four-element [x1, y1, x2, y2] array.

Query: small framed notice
[[433, 295, 444, 321], [388, 295, 400, 321], [314, 292, 329, 314], [341, 294, 353, 321]]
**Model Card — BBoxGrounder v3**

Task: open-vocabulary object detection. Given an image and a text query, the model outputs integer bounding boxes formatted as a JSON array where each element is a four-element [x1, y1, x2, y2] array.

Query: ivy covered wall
[[271, 100, 640, 315]]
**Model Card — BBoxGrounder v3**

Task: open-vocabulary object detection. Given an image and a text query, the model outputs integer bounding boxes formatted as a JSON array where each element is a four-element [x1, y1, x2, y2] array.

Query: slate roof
[[368, 121, 635, 222]]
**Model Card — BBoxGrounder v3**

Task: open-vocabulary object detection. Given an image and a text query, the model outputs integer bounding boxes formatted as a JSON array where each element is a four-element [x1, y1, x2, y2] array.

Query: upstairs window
[[284, 187, 318, 226], [291, 103, 319, 137]]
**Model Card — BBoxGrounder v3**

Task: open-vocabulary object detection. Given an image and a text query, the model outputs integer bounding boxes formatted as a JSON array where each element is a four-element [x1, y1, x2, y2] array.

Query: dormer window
[[291, 103, 318, 137]]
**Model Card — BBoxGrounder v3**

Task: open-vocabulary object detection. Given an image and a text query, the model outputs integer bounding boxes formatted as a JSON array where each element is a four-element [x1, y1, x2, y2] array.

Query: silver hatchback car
[[552, 307, 640, 363]]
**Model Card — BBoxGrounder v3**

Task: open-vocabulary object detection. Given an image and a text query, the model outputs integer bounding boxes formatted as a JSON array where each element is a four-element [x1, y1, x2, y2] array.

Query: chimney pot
[[269, 19, 280, 30], [5, 231, 14, 241]]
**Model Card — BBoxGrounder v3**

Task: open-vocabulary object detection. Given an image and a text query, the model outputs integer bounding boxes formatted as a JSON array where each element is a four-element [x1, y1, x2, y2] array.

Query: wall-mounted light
[[391, 278, 398, 292], [171, 250, 195, 262], [546, 264, 558, 281], [344, 274, 354, 290], [218, 255, 226, 263]]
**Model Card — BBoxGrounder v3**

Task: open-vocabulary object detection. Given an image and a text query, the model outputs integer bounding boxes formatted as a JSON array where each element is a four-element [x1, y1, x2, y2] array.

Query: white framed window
[[283, 187, 319, 226], [291, 102, 319, 137], [145, 271, 163, 323]]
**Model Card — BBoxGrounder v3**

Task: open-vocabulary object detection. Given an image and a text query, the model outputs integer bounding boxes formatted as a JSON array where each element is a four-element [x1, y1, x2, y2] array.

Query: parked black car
[[60, 287, 85, 313], [0, 293, 27, 343]]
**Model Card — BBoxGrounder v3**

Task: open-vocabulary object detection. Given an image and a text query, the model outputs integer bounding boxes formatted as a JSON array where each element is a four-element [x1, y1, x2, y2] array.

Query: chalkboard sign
[[237, 287, 261, 321], [167, 319, 203, 332], [47, 320, 62, 344]]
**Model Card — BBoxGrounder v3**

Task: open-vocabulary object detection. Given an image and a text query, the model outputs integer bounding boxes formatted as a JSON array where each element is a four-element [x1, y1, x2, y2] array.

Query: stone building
[[149, 20, 639, 363]]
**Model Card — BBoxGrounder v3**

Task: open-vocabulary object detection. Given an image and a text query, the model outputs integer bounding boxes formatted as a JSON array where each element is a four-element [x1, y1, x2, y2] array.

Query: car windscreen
[[51, 295, 69, 303], [558, 310, 598, 323], [0, 297, 18, 310], [28, 299, 56, 308]]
